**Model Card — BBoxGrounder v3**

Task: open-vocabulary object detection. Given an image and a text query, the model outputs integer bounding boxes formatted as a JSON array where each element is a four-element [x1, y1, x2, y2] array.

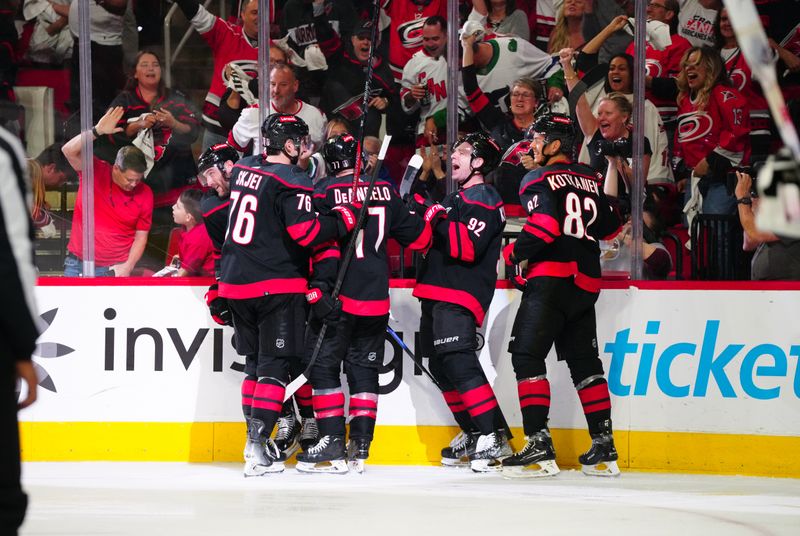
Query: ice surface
[[20, 463, 800, 535]]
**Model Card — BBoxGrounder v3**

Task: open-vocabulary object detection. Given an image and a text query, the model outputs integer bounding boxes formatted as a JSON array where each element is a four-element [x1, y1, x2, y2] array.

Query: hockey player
[[502, 113, 622, 478], [197, 143, 314, 460], [412, 132, 511, 473], [219, 114, 359, 476], [296, 134, 433, 474]]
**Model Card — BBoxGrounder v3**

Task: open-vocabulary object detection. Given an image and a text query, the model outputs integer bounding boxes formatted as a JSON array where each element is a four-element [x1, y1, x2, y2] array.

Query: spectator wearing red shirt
[[62, 107, 154, 277], [171, 189, 214, 277]]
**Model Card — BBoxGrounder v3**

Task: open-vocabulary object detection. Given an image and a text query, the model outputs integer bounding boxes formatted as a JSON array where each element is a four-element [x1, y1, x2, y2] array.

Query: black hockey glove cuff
[[205, 283, 233, 326], [306, 287, 342, 322]]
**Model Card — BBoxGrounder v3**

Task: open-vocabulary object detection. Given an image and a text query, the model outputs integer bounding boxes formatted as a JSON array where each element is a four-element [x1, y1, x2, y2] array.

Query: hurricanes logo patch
[[368, 352, 377, 362], [645, 58, 663, 77], [677, 111, 713, 143], [398, 19, 425, 49], [276, 339, 285, 349]]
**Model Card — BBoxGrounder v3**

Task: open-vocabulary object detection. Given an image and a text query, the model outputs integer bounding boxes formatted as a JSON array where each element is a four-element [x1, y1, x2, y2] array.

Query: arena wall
[[19, 279, 800, 477]]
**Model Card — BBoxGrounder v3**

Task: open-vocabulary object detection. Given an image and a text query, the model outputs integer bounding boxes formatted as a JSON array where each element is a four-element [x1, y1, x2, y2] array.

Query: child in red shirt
[[172, 189, 215, 276]]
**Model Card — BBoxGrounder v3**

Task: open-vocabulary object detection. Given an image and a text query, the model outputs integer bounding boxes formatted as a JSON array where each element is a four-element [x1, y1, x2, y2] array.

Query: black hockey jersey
[[514, 162, 621, 293], [413, 183, 505, 327], [219, 157, 343, 299], [313, 174, 431, 316], [200, 192, 230, 278]]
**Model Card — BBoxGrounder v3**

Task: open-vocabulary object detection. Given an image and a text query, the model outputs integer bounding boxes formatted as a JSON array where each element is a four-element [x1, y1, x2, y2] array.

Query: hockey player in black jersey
[[296, 134, 433, 474], [219, 114, 359, 477], [197, 143, 314, 462], [412, 132, 512, 473], [502, 113, 622, 478]]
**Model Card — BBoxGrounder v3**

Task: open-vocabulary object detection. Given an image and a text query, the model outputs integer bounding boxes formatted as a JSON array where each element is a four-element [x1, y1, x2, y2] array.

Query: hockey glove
[[205, 283, 233, 326], [306, 287, 342, 322], [331, 202, 362, 236], [502, 242, 527, 292]]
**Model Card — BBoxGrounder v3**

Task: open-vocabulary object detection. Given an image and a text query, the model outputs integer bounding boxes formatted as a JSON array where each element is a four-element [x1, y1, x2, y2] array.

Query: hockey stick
[[351, 0, 384, 195], [284, 135, 392, 401], [723, 0, 800, 161], [385, 325, 440, 388], [386, 326, 514, 439], [398, 154, 424, 198]]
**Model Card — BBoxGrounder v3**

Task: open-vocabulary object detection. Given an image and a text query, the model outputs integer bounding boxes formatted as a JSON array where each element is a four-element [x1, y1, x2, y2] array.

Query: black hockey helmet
[[323, 133, 358, 172], [197, 143, 239, 174], [453, 132, 501, 176], [262, 113, 310, 154], [530, 113, 576, 156]]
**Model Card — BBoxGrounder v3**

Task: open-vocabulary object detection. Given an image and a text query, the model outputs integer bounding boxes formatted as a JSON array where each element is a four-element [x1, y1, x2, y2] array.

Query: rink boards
[[19, 280, 800, 477]]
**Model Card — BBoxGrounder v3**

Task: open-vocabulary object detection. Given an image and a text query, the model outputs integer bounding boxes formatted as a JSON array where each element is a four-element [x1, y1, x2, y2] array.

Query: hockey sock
[[517, 376, 550, 436], [251, 377, 286, 438], [348, 392, 378, 440], [295, 384, 314, 419], [312, 387, 346, 437], [459, 380, 499, 435], [241, 375, 256, 420], [442, 390, 478, 433], [576, 377, 612, 435]]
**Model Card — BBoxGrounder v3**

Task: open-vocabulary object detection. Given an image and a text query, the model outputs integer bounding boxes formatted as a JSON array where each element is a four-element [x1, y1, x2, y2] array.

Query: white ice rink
[[19, 462, 800, 535]]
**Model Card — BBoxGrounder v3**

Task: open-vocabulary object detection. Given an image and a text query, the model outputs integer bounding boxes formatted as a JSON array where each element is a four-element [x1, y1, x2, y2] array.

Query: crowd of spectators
[[2, 0, 799, 280]]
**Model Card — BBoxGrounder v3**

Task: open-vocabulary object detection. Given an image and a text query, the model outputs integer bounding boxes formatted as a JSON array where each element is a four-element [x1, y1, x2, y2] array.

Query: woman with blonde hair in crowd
[[548, 0, 587, 53]]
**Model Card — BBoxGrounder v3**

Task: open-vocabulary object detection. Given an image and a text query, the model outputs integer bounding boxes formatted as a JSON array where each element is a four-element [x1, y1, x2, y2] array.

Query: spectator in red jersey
[[174, 0, 259, 149], [171, 189, 214, 277], [714, 7, 772, 163], [61, 107, 154, 277]]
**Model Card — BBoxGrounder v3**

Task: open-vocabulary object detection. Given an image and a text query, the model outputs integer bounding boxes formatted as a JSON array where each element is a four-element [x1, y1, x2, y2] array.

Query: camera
[[594, 137, 632, 159]]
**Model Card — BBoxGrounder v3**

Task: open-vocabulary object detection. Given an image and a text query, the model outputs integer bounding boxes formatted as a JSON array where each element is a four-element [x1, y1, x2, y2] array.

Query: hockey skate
[[501, 429, 560, 479], [299, 417, 319, 452], [468, 432, 509, 473], [440, 430, 480, 467], [243, 419, 285, 477], [579, 422, 620, 477], [347, 437, 371, 473], [295, 435, 349, 474], [273, 409, 301, 460]]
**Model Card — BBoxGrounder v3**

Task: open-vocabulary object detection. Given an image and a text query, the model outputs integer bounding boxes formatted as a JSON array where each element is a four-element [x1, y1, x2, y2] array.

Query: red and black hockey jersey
[[674, 85, 751, 170], [513, 162, 621, 294], [413, 183, 505, 327], [200, 192, 230, 278], [312, 174, 431, 316], [219, 157, 343, 299]]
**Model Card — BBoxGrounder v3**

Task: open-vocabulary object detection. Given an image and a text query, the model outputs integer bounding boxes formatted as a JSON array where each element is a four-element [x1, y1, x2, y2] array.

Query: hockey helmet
[[453, 132, 501, 175], [530, 113, 576, 156], [197, 143, 239, 174], [262, 113, 310, 153], [323, 133, 358, 172]]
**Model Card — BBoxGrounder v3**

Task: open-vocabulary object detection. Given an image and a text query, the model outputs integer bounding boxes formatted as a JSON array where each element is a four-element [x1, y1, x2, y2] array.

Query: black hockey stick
[[386, 326, 513, 440], [351, 0, 383, 194], [284, 135, 393, 401], [386, 325, 440, 388]]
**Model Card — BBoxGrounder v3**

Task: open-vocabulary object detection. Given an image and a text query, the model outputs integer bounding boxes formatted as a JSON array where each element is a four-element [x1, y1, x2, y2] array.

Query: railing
[[163, 0, 225, 88]]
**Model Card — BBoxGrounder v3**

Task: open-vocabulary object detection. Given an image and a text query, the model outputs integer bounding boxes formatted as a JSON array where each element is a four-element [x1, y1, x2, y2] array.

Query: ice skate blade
[[581, 460, 620, 477], [348, 459, 366, 473], [470, 459, 503, 473], [501, 460, 560, 479], [441, 458, 469, 468], [296, 460, 349, 474], [243, 460, 285, 477], [278, 441, 300, 460]]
